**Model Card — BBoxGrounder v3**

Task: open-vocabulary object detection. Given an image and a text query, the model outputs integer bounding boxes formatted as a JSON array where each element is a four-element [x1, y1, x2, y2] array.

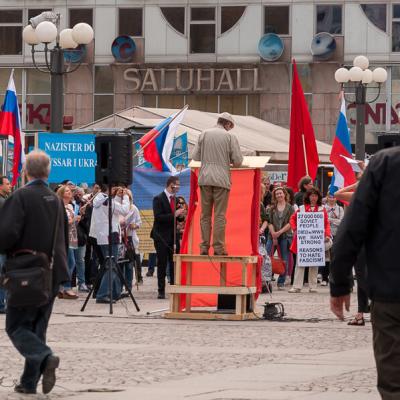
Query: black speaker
[[95, 134, 133, 185], [378, 134, 400, 150], [217, 294, 252, 312]]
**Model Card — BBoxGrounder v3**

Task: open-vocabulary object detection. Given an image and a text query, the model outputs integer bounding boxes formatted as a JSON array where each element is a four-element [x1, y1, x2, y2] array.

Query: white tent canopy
[[78, 106, 332, 163]]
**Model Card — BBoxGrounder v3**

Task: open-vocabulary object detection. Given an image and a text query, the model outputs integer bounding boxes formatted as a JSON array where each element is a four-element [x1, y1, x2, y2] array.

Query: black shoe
[[214, 250, 228, 256], [14, 384, 36, 394], [96, 297, 116, 304], [42, 355, 59, 394], [0, 309, 5, 314], [146, 271, 154, 277], [157, 293, 166, 299]]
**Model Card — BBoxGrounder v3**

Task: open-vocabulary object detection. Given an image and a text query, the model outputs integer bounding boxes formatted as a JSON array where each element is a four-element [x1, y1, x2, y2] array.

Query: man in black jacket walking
[[151, 176, 184, 299], [0, 150, 69, 395], [330, 147, 400, 400]]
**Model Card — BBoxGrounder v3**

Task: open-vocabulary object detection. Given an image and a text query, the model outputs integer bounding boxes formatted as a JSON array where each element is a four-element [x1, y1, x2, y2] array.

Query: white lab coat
[[89, 193, 130, 245]]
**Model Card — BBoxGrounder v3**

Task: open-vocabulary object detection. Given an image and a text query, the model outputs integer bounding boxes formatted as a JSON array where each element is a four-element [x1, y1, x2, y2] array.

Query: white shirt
[[89, 193, 130, 245], [164, 189, 174, 203], [123, 205, 142, 251]]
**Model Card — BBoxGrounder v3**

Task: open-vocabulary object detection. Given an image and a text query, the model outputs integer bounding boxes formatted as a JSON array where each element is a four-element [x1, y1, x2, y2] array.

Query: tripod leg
[[81, 260, 107, 312], [114, 260, 140, 312]]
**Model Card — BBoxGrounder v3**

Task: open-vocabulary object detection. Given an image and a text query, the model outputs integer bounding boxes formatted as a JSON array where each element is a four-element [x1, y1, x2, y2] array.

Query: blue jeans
[[6, 299, 55, 391], [266, 237, 290, 285], [148, 252, 157, 273], [63, 248, 75, 290], [73, 246, 86, 286], [0, 253, 6, 311], [123, 261, 133, 290], [96, 245, 122, 300]]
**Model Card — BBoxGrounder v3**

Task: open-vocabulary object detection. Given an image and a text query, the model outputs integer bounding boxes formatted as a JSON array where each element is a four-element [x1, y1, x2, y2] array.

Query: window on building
[[26, 69, 51, 130], [360, 4, 387, 32], [0, 9, 23, 55], [146, 94, 258, 116], [69, 8, 93, 27], [94, 66, 113, 93], [190, 7, 216, 53], [160, 7, 185, 34], [94, 66, 114, 121], [221, 6, 246, 34], [316, 5, 342, 34], [119, 8, 143, 36], [264, 6, 290, 35], [158, 95, 185, 109], [186, 95, 218, 112], [94, 95, 113, 121], [393, 5, 400, 51]]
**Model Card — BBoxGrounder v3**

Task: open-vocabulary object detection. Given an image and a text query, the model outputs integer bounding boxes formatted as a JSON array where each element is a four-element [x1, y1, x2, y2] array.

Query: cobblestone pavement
[[0, 274, 379, 400]]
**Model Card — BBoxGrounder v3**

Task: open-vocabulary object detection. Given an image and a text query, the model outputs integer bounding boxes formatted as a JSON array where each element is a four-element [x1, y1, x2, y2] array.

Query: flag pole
[[132, 104, 188, 159], [302, 133, 309, 176]]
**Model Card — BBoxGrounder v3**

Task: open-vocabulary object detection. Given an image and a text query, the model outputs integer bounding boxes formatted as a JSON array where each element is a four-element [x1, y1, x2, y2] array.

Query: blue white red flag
[[329, 97, 356, 194], [0, 71, 25, 185], [138, 106, 187, 173]]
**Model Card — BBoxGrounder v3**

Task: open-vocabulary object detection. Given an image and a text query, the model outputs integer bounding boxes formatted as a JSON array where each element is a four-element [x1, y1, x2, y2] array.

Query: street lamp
[[334, 56, 387, 160], [23, 12, 94, 133]]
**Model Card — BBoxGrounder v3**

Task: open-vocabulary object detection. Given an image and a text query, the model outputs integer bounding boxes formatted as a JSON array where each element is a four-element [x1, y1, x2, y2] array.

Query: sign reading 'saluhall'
[[123, 67, 264, 93]]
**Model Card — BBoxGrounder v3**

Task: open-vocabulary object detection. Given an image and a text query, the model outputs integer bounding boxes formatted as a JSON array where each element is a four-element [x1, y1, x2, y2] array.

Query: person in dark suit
[[0, 150, 69, 395], [151, 176, 184, 299]]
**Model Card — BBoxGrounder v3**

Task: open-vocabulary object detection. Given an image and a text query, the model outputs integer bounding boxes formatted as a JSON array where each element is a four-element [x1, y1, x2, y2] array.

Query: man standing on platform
[[151, 176, 184, 299], [192, 112, 243, 256]]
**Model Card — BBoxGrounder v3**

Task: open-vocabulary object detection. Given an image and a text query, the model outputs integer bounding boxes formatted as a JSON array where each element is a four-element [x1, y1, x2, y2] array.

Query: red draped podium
[[179, 168, 262, 309]]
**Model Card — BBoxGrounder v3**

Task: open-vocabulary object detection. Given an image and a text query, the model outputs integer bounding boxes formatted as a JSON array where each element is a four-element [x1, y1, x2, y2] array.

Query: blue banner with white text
[[38, 133, 96, 184]]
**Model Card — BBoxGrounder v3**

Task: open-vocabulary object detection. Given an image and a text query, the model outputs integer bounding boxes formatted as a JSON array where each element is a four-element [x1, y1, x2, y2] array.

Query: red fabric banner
[[287, 60, 320, 192], [180, 168, 261, 309]]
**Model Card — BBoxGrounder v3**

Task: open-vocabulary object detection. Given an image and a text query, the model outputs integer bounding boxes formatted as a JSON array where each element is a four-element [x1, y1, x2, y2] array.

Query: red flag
[[287, 60, 319, 192]]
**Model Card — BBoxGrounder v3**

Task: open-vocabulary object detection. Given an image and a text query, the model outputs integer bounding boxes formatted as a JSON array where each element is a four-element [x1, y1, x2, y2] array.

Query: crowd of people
[[258, 173, 369, 322]]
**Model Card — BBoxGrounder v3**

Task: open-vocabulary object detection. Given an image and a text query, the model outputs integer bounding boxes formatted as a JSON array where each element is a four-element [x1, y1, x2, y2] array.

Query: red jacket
[[289, 205, 331, 254]]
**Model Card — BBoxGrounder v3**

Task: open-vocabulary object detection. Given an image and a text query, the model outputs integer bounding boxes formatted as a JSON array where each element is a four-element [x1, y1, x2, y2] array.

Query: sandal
[[347, 316, 365, 326]]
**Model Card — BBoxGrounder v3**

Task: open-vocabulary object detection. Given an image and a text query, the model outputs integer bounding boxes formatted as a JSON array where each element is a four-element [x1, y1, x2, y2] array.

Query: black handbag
[[1, 199, 61, 308]]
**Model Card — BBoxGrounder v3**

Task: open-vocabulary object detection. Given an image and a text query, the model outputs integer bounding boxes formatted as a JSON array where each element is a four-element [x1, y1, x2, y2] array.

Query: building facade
[[0, 0, 398, 150]]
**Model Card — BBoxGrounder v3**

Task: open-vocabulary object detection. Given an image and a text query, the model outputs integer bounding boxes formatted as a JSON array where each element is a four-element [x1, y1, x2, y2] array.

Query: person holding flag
[[0, 70, 25, 186]]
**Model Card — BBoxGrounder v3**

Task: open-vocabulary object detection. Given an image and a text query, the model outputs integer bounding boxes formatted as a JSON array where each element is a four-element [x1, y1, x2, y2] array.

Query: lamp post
[[334, 56, 387, 160], [22, 12, 94, 133]]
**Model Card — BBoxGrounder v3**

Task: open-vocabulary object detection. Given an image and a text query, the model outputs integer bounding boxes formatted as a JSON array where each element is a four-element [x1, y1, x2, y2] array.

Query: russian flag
[[0, 71, 25, 186], [329, 97, 356, 194], [138, 106, 187, 173]]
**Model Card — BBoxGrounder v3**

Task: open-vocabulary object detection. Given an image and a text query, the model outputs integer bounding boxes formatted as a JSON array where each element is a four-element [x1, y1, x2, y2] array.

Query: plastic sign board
[[38, 133, 96, 184], [297, 212, 325, 267]]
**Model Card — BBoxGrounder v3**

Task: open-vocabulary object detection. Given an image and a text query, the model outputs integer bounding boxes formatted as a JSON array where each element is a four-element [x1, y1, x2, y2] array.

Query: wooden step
[[173, 254, 258, 263], [166, 285, 257, 295]]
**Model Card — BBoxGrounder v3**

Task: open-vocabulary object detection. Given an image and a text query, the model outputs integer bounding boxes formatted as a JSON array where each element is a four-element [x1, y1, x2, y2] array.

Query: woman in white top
[[89, 185, 130, 302], [56, 185, 79, 299], [120, 190, 142, 288]]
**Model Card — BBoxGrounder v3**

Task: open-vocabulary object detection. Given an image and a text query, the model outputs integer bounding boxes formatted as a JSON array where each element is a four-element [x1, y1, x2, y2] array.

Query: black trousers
[[6, 299, 55, 390], [371, 301, 400, 400], [354, 247, 369, 313], [154, 240, 174, 294]]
